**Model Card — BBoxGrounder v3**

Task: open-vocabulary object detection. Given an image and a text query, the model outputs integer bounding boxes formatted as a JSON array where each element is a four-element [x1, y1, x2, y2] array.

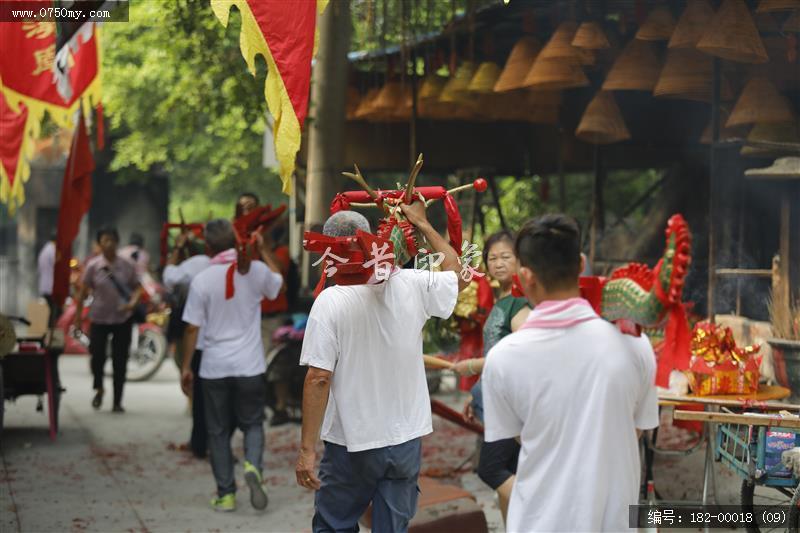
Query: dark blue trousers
[[313, 438, 422, 533]]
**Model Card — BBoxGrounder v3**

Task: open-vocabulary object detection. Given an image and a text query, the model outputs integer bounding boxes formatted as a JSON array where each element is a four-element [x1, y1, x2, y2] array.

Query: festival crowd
[[43, 190, 657, 532]]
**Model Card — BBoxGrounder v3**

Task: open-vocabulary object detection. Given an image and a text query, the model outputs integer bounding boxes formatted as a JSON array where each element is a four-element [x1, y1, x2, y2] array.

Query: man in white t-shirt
[[482, 214, 659, 533], [37, 235, 56, 323], [295, 203, 467, 532], [180, 219, 283, 513], [163, 232, 211, 459]]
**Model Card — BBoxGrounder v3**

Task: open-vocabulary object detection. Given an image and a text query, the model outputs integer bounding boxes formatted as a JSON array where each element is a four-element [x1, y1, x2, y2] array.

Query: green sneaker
[[210, 493, 236, 512], [243, 461, 268, 511]]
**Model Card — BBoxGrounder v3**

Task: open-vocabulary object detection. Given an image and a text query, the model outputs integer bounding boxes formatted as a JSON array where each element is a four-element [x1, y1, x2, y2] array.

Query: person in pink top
[[73, 227, 144, 413]]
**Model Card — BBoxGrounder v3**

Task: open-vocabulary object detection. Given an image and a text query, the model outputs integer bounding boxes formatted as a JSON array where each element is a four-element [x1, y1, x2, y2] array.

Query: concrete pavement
[[0, 354, 768, 533], [1, 356, 503, 532]]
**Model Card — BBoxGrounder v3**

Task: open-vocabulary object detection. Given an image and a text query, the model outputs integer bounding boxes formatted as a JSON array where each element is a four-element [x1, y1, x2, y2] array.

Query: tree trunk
[[302, 1, 351, 289]]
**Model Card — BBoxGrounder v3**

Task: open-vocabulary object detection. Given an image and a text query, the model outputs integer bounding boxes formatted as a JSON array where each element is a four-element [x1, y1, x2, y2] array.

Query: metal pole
[[708, 57, 721, 322]]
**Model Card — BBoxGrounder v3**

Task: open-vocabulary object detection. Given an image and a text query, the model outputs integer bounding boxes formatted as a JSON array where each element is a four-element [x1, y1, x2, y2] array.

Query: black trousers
[[190, 350, 207, 457], [89, 320, 132, 406]]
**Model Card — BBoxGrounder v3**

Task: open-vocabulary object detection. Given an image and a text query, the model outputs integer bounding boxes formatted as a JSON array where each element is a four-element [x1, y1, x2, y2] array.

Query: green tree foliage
[[102, 0, 282, 221]]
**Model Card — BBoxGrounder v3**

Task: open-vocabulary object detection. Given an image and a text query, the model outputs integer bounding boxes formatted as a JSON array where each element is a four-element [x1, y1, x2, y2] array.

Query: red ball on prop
[[473, 178, 488, 192]]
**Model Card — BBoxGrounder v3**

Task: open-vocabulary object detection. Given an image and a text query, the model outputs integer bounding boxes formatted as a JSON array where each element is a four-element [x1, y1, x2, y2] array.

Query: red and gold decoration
[[210, 0, 328, 194], [687, 321, 761, 396], [0, 20, 101, 212], [0, 93, 38, 214]]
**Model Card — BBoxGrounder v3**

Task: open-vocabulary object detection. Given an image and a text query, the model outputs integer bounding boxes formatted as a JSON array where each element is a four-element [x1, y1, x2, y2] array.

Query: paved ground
[[1, 356, 502, 532], [0, 355, 778, 532]]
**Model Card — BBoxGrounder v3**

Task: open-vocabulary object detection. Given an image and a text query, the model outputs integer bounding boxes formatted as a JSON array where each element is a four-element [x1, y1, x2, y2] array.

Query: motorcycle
[[56, 272, 170, 382], [264, 314, 308, 420]]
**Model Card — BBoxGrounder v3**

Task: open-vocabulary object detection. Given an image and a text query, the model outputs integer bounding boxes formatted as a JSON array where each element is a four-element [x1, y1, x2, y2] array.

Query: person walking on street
[[481, 214, 659, 532], [295, 201, 468, 532], [37, 233, 57, 324], [163, 231, 211, 458], [180, 219, 283, 512], [73, 227, 143, 413]]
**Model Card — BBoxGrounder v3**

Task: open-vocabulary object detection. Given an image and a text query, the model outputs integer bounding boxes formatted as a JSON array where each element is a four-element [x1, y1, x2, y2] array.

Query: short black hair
[[96, 226, 119, 243], [515, 214, 581, 291], [129, 232, 144, 247], [482, 230, 515, 266]]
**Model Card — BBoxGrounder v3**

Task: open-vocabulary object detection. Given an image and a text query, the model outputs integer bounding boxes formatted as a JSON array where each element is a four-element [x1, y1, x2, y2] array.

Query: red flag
[[0, 19, 100, 212], [52, 113, 94, 308], [211, 0, 326, 193], [0, 92, 36, 213]]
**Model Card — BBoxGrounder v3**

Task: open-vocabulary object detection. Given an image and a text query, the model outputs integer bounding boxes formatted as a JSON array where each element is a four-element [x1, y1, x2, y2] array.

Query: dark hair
[[238, 192, 259, 205], [235, 192, 260, 218], [96, 227, 119, 244], [129, 232, 144, 247], [204, 219, 236, 255], [482, 230, 515, 266], [515, 214, 581, 291]]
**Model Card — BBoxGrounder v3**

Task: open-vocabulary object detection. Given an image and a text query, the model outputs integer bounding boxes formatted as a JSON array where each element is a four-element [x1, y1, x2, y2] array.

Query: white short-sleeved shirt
[[300, 269, 458, 452], [182, 257, 282, 379], [482, 319, 659, 533], [37, 241, 55, 295], [163, 255, 211, 290], [164, 255, 211, 349]]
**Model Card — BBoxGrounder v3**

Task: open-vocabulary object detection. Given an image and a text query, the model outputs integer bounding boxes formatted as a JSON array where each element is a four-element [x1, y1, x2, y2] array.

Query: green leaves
[[102, 0, 281, 220]]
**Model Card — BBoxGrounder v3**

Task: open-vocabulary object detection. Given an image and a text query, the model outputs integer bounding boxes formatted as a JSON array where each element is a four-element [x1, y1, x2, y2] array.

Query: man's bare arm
[[400, 201, 469, 291], [296, 366, 332, 490], [180, 324, 199, 396]]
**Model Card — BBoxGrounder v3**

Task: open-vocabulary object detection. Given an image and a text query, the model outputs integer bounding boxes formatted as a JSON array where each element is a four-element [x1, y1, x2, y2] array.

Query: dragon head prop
[[304, 154, 487, 293]]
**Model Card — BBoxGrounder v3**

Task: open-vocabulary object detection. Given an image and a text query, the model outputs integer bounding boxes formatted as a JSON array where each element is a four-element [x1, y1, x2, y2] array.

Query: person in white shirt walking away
[[295, 202, 468, 532], [482, 214, 659, 532], [180, 218, 283, 513]]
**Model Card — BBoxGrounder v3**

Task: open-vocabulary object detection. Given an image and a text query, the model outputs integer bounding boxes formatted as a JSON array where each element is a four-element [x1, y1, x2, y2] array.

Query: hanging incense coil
[[636, 5, 677, 41], [468, 61, 502, 94], [419, 73, 446, 102], [572, 21, 611, 49], [539, 21, 583, 63], [345, 86, 360, 120], [373, 81, 405, 111], [494, 36, 541, 92], [700, 107, 750, 143], [440, 61, 477, 102], [654, 48, 734, 102], [390, 83, 414, 121], [353, 88, 381, 120], [756, 0, 800, 12], [669, 0, 715, 49], [523, 56, 590, 90], [727, 76, 795, 126], [696, 0, 769, 64], [602, 39, 662, 91], [575, 91, 631, 144], [741, 122, 800, 156], [783, 11, 800, 32]]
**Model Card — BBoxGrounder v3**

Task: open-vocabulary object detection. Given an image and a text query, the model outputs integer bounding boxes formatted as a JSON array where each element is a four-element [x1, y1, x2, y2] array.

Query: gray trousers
[[201, 374, 266, 496]]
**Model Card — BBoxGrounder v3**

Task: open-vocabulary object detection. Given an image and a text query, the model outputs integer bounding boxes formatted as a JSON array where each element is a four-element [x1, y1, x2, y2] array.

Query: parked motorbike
[[264, 314, 308, 421], [56, 272, 170, 382]]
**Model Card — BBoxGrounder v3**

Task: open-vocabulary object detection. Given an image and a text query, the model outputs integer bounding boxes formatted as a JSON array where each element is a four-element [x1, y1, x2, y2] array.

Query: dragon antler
[[404, 153, 424, 205]]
